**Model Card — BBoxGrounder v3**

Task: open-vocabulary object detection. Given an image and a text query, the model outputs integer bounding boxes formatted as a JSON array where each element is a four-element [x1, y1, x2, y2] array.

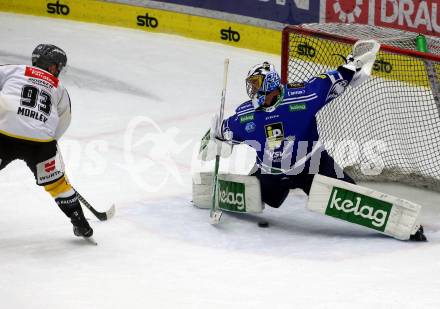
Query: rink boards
[[0, 0, 281, 55]]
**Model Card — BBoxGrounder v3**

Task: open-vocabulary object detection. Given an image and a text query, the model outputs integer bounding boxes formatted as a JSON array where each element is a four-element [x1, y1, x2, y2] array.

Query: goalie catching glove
[[342, 39, 380, 88]]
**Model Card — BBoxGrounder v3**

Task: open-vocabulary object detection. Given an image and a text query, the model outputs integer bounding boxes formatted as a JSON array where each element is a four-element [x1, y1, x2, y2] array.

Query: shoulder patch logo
[[239, 113, 254, 123], [237, 103, 253, 112], [245, 122, 256, 133], [289, 103, 307, 112], [287, 89, 306, 96], [327, 80, 348, 102], [287, 82, 305, 89], [25, 66, 59, 88]]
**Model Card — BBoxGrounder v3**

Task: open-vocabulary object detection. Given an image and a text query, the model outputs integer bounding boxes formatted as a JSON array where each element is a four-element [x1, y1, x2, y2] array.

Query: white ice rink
[[1, 12, 440, 309]]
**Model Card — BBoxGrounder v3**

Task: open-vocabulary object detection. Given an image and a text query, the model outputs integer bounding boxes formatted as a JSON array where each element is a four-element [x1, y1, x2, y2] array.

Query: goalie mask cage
[[281, 23, 440, 191]]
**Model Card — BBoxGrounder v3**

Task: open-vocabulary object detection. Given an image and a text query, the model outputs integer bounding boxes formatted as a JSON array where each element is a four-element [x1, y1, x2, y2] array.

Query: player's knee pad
[[192, 172, 264, 213]]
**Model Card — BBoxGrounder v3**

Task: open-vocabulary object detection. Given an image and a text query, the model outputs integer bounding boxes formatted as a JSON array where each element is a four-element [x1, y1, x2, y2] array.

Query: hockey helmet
[[245, 61, 281, 109], [32, 44, 67, 77]]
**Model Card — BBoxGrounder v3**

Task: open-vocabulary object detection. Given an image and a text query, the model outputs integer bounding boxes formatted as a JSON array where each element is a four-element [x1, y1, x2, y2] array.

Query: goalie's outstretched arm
[[307, 39, 381, 111]]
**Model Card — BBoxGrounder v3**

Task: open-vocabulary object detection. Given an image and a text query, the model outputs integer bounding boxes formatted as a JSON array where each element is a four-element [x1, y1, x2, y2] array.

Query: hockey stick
[[210, 58, 229, 224], [75, 188, 115, 221], [56, 143, 115, 221]]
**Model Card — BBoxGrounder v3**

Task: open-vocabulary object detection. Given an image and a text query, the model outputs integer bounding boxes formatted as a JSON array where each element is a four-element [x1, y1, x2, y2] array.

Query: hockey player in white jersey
[[0, 44, 93, 238]]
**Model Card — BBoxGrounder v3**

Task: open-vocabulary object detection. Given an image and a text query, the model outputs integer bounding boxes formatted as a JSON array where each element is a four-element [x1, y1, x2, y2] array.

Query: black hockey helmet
[[31, 44, 67, 77]]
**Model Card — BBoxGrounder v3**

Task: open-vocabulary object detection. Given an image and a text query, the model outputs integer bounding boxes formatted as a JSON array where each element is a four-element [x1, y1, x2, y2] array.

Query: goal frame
[[280, 24, 440, 191]]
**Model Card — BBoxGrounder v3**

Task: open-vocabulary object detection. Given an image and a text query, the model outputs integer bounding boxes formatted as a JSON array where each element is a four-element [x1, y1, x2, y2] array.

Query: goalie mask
[[245, 62, 281, 109], [32, 44, 67, 77]]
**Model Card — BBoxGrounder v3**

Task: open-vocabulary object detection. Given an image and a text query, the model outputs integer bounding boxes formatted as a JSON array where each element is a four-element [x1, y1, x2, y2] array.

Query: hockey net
[[281, 23, 440, 191]]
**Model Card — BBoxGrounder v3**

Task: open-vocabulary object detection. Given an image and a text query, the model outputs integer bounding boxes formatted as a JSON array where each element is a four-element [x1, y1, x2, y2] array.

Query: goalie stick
[[210, 58, 230, 224], [75, 188, 116, 221]]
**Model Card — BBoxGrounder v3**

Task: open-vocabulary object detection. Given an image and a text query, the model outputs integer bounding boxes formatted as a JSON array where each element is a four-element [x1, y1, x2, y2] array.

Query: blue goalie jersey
[[221, 67, 355, 175]]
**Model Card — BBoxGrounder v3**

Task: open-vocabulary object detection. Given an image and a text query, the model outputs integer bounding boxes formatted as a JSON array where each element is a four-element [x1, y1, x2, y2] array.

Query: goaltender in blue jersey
[[218, 61, 357, 208], [199, 43, 426, 241]]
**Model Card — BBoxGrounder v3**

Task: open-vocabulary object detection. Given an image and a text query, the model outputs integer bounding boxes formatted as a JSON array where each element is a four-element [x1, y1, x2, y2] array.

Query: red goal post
[[281, 23, 440, 191]]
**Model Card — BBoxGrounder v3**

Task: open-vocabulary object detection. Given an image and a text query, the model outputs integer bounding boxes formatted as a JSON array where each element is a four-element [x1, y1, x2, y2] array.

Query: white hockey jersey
[[0, 64, 71, 142]]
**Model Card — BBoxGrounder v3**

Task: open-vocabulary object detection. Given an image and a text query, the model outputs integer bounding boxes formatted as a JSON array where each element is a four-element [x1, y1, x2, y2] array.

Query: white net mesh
[[282, 23, 440, 191], [301, 23, 440, 55]]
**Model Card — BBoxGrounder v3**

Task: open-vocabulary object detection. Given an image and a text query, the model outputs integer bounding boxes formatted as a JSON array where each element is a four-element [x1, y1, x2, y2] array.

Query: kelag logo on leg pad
[[218, 179, 246, 212], [325, 186, 392, 232]]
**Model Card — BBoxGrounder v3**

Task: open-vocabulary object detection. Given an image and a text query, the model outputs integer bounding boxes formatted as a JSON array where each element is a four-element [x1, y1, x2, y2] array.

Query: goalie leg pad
[[192, 172, 264, 213], [307, 175, 422, 240], [192, 172, 215, 209]]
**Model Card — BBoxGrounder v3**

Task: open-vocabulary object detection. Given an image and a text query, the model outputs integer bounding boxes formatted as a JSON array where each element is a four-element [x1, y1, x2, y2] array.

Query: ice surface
[[1, 12, 440, 309]]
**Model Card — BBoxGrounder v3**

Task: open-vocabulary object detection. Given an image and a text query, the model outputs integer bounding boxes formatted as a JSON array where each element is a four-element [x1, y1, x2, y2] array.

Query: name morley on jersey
[[17, 106, 48, 123], [17, 71, 56, 124]]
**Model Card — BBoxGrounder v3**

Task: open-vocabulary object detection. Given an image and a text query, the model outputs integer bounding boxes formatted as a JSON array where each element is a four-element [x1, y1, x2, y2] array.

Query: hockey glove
[[343, 39, 380, 88]]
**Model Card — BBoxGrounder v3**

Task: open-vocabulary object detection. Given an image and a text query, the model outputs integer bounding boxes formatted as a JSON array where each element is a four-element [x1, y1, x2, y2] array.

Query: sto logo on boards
[[47, 0, 70, 15], [297, 42, 316, 57], [373, 58, 393, 73], [137, 13, 159, 28], [220, 27, 240, 42]]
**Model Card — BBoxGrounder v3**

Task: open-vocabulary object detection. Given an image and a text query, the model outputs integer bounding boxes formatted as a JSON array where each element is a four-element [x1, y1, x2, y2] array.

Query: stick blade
[[209, 210, 223, 225], [88, 204, 116, 221], [105, 204, 116, 220]]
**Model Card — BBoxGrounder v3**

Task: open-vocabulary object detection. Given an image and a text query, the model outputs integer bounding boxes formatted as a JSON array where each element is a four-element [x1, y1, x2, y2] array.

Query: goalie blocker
[[308, 175, 425, 241]]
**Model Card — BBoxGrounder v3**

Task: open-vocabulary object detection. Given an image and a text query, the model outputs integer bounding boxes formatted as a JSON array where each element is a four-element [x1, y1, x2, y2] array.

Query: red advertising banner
[[323, 0, 440, 37], [324, 0, 370, 24]]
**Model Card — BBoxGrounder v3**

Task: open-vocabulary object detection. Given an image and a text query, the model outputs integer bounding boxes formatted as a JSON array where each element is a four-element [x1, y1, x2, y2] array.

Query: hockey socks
[[55, 193, 93, 238]]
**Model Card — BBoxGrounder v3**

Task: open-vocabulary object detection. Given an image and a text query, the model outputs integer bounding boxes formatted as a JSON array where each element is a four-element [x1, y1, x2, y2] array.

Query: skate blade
[[83, 236, 98, 246], [106, 204, 116, 220]]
